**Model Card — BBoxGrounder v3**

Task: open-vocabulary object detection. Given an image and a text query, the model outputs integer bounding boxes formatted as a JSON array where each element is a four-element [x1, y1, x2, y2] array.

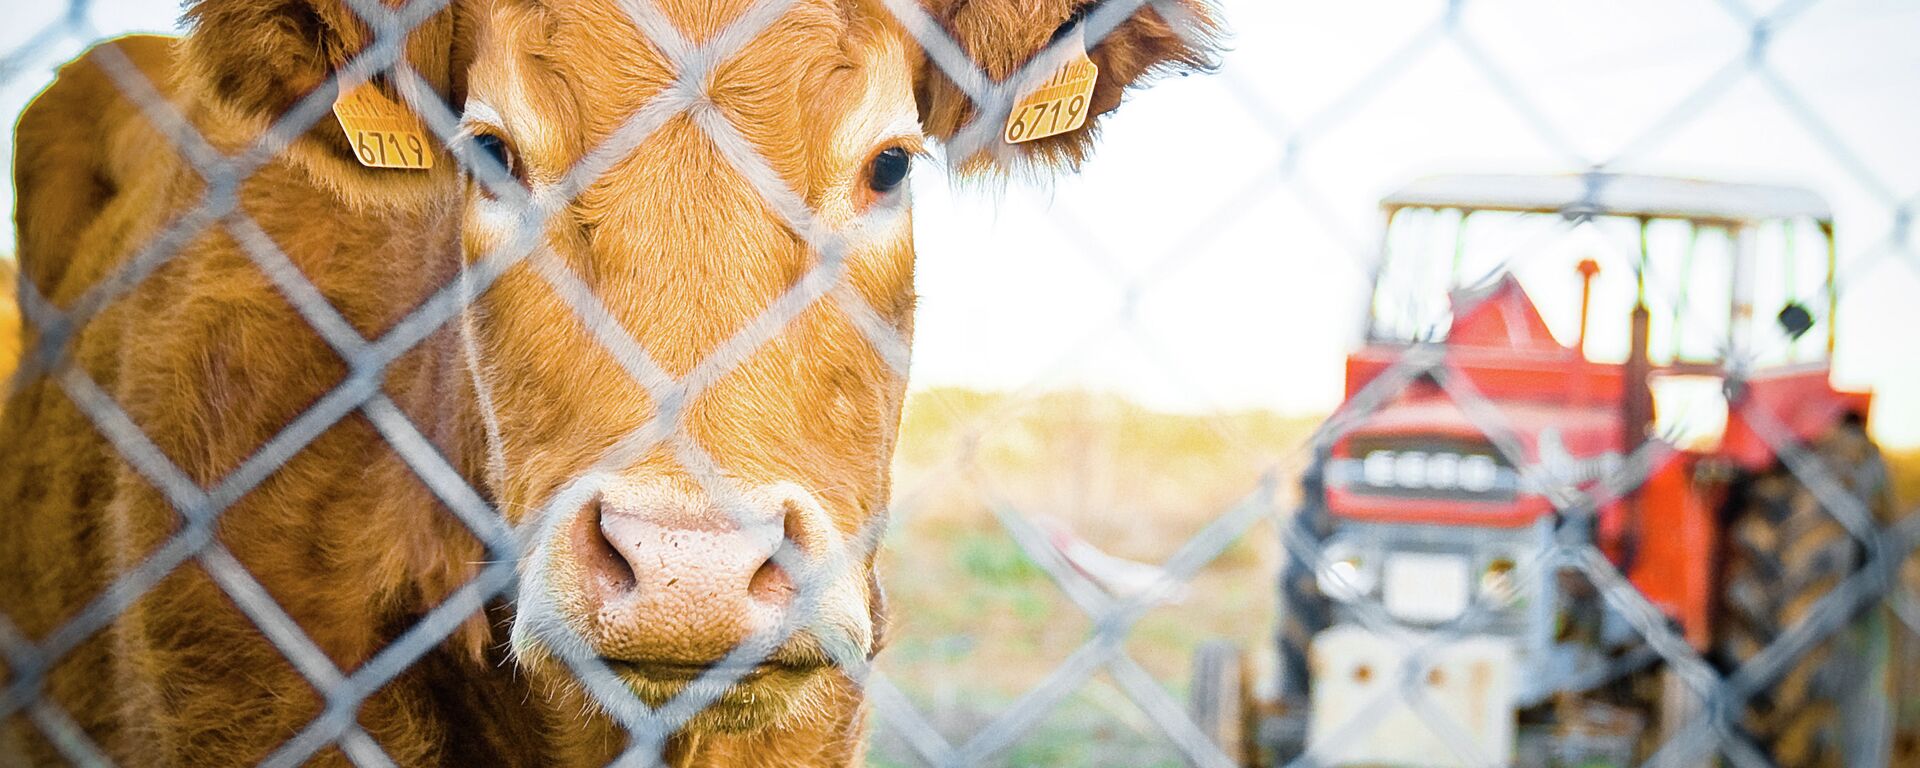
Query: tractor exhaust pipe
[[1575, 257, 1600, 355], [1624, 222, 1654, 451], [1624, 301, 1653, 450]]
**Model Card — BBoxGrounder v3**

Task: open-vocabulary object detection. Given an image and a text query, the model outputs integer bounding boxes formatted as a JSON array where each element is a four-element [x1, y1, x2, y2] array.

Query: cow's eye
[[867, 147, 911, 194], [469, 132, 518, 188]]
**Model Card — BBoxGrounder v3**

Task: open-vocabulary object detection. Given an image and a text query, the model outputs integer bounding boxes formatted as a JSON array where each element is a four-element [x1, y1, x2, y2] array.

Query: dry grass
[[871, 387, 1319, 765], [1889, 448, 1920, 511]]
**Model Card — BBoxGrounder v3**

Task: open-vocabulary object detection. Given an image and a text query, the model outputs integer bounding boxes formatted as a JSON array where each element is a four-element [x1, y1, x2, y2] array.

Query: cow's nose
[[572, 484, 805, 662]]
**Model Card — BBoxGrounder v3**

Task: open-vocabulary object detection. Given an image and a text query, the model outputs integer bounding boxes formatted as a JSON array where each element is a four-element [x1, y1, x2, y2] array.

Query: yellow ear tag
[[1003, 27, 1100, 145], [332, 82, 435, 170]]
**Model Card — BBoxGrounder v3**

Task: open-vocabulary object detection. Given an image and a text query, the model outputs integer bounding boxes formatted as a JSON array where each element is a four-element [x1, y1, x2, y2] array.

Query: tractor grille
[[1327, 437, 1521, 504], [1324, 520, 1548, 639]]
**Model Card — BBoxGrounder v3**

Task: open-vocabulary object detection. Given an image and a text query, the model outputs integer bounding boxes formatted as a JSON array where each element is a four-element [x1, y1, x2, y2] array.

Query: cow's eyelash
[[455, 120, 508, 146], [457, 125, 524, 197], [887, 135, 929, 158], [461, 100, 506, 131]]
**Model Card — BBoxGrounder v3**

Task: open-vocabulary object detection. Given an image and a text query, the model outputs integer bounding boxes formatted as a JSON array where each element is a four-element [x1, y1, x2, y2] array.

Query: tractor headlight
[[1317, 540, 1378, 602], [1477, 555, 1521, 606]]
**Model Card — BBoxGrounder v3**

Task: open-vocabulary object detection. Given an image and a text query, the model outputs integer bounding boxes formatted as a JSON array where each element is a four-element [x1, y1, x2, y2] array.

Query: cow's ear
[[913, 0, 1222, 174], [179, 0, 472, 185]]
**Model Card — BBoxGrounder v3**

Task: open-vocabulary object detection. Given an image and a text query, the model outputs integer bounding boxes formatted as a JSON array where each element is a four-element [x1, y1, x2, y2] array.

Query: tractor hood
[[1445, 274, 1575, 356], [1329, 276, 1629, 527]]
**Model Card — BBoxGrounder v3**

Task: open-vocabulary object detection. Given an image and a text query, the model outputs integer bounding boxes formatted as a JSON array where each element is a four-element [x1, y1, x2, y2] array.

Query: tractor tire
[[1188, 640, 1250, 767], [1274, 483, 1333, 707], [1713, 421, 1895, 768]]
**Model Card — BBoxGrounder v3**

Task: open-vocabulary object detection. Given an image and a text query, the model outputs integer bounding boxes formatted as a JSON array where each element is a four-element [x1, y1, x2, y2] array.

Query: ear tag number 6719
[[333, 82, 435, 171], [1004, 24, 1100, 145]]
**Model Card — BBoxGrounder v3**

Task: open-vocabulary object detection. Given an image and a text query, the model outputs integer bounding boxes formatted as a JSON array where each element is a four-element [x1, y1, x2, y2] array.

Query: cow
[[0, 0, 1218, 764], [0, 259, 15, 387]]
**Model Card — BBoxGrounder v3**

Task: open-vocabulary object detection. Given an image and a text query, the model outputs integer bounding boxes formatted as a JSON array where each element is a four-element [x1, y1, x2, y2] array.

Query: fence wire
[[0, 0, 1916, 767]]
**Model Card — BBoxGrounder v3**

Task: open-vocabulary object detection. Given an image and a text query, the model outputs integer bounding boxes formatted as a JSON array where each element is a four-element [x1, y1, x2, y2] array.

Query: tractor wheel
[[1262, 476, 1332, 765], [1713, 421, 1895, 768], [1188, 640, 1250, 767], [1275, 490, 1333, 707]]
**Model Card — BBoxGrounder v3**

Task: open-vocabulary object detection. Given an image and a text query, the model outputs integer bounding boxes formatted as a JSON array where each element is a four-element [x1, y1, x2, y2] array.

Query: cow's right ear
[[911, 0, 1223, 175], [180, 0, 472, 190]]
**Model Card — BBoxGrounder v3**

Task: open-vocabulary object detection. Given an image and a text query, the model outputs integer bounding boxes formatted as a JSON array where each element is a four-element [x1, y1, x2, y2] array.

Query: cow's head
[[184, 0, 1217, 740]]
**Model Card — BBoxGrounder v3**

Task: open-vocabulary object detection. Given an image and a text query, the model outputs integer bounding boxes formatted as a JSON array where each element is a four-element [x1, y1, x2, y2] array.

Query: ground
[[867, 387, 1920, 766], [869, 387, 1316, 767]]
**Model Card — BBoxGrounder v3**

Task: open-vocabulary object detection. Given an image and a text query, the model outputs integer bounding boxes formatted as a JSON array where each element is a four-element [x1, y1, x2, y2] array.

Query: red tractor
[[1192, 174, 1907, 767]]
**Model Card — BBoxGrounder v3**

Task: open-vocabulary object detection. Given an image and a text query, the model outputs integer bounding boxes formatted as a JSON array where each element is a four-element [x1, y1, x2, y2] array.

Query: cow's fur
[[0, 0, 1218, 765], [0, 258, 16, 387]]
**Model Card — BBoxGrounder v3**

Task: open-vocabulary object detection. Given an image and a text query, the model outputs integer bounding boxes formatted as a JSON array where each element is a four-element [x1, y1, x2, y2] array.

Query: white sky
[[5, 0, 1919, 445]]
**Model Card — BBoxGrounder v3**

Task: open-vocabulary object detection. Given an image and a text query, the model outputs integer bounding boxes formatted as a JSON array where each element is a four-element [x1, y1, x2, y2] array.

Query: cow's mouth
[[600, 657, 826, 683], [597, 655, 838, 731]]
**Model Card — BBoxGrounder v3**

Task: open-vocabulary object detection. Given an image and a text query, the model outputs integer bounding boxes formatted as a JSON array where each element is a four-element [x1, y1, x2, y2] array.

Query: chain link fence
[[1, 0, 1917, 766]]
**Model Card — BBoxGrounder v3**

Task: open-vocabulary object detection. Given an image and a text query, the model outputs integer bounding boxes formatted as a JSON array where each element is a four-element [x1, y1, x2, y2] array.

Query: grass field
[[866, 387, 1920, 766], [868, 387, 1318, 767], [1891, 448, 1920, 510]]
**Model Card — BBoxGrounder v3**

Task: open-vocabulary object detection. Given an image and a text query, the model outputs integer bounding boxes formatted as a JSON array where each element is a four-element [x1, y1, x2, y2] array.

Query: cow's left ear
[[179, 0, 477, 200], [912, 0, 1223, 172]]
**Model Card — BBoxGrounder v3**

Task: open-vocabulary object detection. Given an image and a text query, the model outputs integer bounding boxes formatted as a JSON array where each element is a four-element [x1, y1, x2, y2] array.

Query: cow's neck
[[283, 179, 570, 756]]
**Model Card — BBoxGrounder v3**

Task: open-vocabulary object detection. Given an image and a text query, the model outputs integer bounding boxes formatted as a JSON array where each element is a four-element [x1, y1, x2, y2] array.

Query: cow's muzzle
[[566, 480, 855, 671]]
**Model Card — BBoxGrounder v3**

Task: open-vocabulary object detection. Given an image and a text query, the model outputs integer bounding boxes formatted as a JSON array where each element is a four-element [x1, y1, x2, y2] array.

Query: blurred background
[[4, 0, 1919, 765]]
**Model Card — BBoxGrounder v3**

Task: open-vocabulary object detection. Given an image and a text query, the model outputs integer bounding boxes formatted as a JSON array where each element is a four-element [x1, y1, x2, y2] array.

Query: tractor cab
[[1242, 174, 1884, 768], [1356, 173, 1864, 457], [1346, 172, 1853, 487]]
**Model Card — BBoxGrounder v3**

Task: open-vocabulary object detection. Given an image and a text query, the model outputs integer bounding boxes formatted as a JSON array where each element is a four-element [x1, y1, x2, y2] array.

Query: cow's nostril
[[779, 496, 818, 559], [747, 496, 813, 603], [576, 496, 636, 596], [747, 556, 792, 604]]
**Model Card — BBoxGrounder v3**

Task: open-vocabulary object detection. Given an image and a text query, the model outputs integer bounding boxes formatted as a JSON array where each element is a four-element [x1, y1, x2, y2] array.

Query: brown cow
[[0, 0, 1217, 765]]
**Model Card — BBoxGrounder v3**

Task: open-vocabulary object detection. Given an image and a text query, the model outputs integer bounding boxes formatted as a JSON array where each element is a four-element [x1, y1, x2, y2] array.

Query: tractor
[[1190, 174, 1908, 767]]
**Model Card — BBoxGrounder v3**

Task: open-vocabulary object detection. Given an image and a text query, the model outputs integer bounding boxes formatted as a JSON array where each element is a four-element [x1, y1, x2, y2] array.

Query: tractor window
[[1370, 209, 1680, 363], [1371, 207, 1473, 343], [1745, 218, 1834, 366], [1369, 210, 1832, 370], [1498, 215, 1641, 362], [1639, 219, 1736, 366], [1371, 208, 1627, 347]]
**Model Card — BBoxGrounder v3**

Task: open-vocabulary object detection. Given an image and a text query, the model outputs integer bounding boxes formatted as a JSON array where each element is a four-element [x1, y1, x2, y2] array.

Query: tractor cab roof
[[1381, 173, 1831, 225]]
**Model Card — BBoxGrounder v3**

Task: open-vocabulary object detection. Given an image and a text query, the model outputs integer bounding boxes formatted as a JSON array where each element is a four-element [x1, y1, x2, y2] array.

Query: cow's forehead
[[649, 0, 852, 45], [513, 0, 871, 138], [529, 0, 858, 82], [479, 0, 905, 200]]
